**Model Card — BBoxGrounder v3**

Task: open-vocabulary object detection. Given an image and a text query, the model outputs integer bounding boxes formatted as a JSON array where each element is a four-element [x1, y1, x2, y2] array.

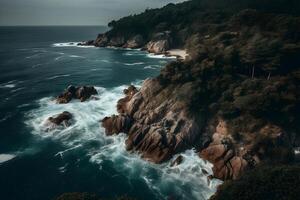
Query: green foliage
[[106, 0, 300, 41], [211, 165, 300, 200]]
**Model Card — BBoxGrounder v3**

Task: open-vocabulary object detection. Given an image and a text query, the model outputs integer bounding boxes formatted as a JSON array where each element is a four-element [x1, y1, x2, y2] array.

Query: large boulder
[[146, 31, 172, 54], [56, 85, 98, 104], [44, 111, 73, 131], [146, 40, 170, 54], [75, 86, 98, 102]]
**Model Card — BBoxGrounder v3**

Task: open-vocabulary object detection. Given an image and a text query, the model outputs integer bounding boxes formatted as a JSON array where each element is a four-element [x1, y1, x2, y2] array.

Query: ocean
[[0, 26, 220, 200]]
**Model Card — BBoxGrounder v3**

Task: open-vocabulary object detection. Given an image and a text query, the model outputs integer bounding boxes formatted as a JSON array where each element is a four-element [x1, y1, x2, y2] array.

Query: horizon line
[[0, 25, 107, 27]]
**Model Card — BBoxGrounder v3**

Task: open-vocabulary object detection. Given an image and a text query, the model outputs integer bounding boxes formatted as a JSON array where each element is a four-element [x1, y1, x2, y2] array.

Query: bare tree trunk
[[251, 65, 255, 79]]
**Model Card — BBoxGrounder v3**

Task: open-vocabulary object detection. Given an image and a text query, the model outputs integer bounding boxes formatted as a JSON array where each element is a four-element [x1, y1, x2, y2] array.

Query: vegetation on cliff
[[96, 0, 300, 198], [210, 165, 300, 200], [106, 0, 300, 47]]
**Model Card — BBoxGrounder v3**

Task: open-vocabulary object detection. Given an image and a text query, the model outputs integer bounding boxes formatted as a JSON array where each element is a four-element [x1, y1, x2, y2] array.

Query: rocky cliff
[[100, 6, 300, 183]]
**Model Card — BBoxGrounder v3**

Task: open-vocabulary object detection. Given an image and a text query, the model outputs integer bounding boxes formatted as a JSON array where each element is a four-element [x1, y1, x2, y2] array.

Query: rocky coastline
[[94, 8, 300, 181], [55, 1, 300, 199]]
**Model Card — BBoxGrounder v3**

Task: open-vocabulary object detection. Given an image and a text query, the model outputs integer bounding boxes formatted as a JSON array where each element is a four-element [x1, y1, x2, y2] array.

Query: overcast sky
[[0, 0, 187, 26]]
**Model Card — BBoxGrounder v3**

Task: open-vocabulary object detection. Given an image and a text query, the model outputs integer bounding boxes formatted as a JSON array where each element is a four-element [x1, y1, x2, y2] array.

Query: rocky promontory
[[100, 5, 300, 183]]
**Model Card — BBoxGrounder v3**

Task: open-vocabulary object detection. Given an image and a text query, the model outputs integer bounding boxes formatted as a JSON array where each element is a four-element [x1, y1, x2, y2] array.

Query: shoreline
[[77, 41, 188, 61]]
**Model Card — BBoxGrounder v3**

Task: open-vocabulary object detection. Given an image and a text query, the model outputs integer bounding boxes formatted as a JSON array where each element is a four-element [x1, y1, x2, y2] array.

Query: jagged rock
[[76, 86, 98, 102], [78, 40, 94, 46], [102, 82, 200, 163], [170, 155, 183, 167], [56, 85, 98, 104], [94, 34, 109, 47], [146, 40, 170, 54], [124, 35, 144, 48], [101, 114, 133, 136], [45, 111, 73, 131]]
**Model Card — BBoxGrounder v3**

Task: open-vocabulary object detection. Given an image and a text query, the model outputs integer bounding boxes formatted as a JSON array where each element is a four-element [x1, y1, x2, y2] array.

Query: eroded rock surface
[[57, 85, 98, 104], [44, 111, 73, 131]]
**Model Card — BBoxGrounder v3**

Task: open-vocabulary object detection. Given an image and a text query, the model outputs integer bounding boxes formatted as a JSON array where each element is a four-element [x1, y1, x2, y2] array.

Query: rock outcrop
[[57, 85, 98, 104], [101, 81, 201, 163], [146, 31, 172, 54], [123, 35, 145, 49], [44, 111, 73, 131]]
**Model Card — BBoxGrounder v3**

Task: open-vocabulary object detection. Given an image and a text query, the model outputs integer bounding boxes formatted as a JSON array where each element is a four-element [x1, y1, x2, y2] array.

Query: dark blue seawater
[[0, 26, 219, 200]]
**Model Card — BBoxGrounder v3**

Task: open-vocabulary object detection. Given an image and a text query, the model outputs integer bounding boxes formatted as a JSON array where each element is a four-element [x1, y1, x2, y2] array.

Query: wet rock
[[170, 155, 183, 167], [56, 85, 98, 103], [101, 114, 133, 135], [78, 40, 94, 46], [103, 82, 200, 163], [75, 86, 98, 102], [45, 111, 73, 130]]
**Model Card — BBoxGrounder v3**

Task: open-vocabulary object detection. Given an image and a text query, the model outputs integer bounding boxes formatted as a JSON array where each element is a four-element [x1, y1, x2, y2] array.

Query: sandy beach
[[167, 49, 189, 60]]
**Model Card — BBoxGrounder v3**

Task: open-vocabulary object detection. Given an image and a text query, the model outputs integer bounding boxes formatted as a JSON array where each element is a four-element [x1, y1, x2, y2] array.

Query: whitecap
[[144, 65, 161, 70], [0, 84, 16, 89], [17, 103, 31, 108], [10, 87, 25, 93], [58, 163, 68, 173], [46, 74, 71, 80], [54, 56, 64, 61], [0, 154, 16, 164], [26, 53, 43, 59], [52, 42, 95, 48], [123, 62, 145, 66], [69, 55, 85, 58]]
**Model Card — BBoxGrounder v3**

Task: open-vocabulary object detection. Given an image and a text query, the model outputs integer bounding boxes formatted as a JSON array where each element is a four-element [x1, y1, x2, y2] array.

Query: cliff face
[[100, 6, 300, 182]]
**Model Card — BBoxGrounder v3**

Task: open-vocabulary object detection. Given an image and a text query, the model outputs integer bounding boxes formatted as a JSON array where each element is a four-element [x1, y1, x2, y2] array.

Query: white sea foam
[[0, 84, 16, 89], [69, 55, 85, 58], [144, 65, 161, 70], [0, 80, 20, 89], [123, 62, 145, 66], [26, 53, 44, 59], [46, 74, 71, 80], [25, 82, 221, 200], [52, 42, 95, 48], [0, 154, 16, 164]]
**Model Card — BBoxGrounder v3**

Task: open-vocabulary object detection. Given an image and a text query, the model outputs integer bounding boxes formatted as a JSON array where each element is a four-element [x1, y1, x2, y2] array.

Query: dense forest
[[107, 0, 300, 43]]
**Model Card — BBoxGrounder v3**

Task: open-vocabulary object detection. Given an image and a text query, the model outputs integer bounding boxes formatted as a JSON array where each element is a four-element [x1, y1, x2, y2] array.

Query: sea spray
[[25, 83, 221, 200]]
